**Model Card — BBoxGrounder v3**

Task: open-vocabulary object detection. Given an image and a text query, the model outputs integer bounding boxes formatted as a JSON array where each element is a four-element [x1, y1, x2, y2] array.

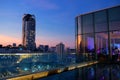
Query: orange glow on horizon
[[0, 35, 74, 48], [0, 35, 21, 46], [36, 37, 74, 48]]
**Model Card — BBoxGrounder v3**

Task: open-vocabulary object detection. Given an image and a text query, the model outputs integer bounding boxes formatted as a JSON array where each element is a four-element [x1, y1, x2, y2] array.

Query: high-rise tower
[[22, 14, 36, 51]]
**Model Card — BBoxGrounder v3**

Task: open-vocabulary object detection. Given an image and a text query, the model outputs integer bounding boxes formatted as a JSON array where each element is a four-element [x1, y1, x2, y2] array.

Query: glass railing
[[0, 53, 76, 79], [1, 53, 119, 79]]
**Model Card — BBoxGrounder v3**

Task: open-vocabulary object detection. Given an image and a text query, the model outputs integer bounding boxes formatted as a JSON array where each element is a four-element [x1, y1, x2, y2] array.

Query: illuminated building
[[22, 14, 36, 51], [75, 5, 120, 62]]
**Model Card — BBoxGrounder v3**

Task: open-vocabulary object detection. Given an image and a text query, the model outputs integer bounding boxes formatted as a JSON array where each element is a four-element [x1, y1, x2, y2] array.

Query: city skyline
[[0, 0, 120, 48]]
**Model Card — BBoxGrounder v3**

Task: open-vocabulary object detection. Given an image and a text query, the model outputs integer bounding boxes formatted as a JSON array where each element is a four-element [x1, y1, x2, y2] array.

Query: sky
[[0, 0, 120, 48]]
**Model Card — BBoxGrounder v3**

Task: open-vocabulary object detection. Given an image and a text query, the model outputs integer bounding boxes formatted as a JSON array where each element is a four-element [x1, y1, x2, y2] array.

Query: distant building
[[13, 43, 16, 47], [66, 47, 75, 54], [22, 14, 36, 51], [37, 45, 50, 52], [56, 42, 65, 54], [50, 47, 56, 53], [44, 45, 49, 52], [38, 45, 44, 52], [0, 45, 2, 48], [0, 44, 30, 53], [0, 47, 29, 53]]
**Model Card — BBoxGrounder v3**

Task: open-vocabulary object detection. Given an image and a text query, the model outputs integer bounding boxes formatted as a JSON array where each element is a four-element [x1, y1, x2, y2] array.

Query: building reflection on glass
[[76, 6, 120, 62]]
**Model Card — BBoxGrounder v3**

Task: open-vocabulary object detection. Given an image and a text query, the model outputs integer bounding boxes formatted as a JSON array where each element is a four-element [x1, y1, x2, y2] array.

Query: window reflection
[[95, 32, 109, 61], [109, 6, 120, 31], [76, 35, 82, 53], [95, 10, 107, 32], [82, 14, 93, 34], [110, 31, 120, 61], [82, 34, 95, 61]]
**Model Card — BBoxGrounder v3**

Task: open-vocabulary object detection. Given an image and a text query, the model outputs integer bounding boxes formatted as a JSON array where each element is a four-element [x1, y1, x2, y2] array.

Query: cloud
[[28, 0, 58, 10]]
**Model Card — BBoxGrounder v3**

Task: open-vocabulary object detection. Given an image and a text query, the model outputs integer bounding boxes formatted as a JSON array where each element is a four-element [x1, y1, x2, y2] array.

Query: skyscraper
[[22, 14, 36, 51]]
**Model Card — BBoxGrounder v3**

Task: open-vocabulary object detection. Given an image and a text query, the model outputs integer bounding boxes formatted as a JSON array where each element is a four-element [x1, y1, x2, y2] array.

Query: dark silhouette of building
[[0, 45, 2, 48], [44, 45, 49, 52]]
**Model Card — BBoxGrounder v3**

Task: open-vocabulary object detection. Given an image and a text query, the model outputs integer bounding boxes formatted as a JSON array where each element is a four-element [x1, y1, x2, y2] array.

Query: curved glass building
[[75, 5, 120, 62], [22, 14, 36, 51]]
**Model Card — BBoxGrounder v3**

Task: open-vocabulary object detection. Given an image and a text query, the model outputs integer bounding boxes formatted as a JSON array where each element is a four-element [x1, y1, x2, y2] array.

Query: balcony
[[0, 53, 119, 80]]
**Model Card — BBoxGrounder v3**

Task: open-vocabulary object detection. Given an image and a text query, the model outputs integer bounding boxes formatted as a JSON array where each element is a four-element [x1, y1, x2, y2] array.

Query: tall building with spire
[[22, 14, 36, 51]]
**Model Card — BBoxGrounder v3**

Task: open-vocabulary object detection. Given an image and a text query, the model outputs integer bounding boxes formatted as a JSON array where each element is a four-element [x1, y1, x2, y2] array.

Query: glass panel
[[95, 10, 108, 32], [109, 6, 120, 31], [82, 14, 93, 33], [76, 35, 84, 62], [75, 16, 82, 35], [95, 32, 109, 61], [110, 31, 120, 61], [76, 35, 82, 53], [83, 34, 95, 61], [78, 16, 82, 34], [75, 17, 78, 36]]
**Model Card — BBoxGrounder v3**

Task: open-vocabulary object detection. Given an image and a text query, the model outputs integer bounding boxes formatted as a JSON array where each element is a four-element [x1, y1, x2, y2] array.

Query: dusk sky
[[0, 0, 120, 48]]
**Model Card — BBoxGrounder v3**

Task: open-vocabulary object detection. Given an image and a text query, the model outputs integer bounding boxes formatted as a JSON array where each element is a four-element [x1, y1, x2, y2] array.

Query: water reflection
[[40, 63, 120, 80]]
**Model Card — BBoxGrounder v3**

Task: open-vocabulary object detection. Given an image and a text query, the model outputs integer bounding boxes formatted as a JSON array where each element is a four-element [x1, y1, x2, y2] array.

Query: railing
[[1, 53, 119, 80], [0, 53, 77, 79], [7, 61, 98, 80]]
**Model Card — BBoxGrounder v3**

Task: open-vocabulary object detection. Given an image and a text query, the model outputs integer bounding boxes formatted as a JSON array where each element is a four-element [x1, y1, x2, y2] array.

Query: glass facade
[[22, 14, 36, 51], [109, 7, 120, 31], [76, 6, 120, 62], [82, 14, 94, 34], [94, 10, 108, 32]]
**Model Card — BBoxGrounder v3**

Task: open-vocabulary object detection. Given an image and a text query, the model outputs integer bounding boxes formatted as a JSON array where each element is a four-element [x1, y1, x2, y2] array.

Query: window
[[83, 34, 95, 60], [75, 17, 78, 35], [109, 31, 120, 61], [95, 32, 109, 55], [82, 14, 93, 34], [78, 16, 82, 34], [94, 10, 108, 32], [109, 6, 120, 31], [76, 35, 82, 53]]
